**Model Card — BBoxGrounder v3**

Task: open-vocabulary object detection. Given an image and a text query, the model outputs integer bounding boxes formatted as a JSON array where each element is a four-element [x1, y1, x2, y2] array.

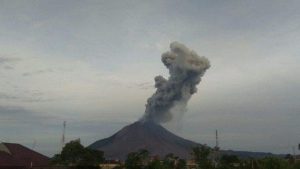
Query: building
[[0, 142, 49, 168]]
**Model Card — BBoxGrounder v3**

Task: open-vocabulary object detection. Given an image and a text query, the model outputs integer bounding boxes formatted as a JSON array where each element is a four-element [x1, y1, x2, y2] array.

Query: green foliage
[[124, 148, 300, 169], [112, 166, 124, 169], [124, 150, 187, 169], [161, 153, 187, 169], [220, 155, 239, 164], [291, 162, 300, 169], [147, 159, 164, 169], [216, 156, 300, 169], [125, 149, 150, 169], [218, 154, 240, 169], [258, 157, 289, 169], [177, 159, 187, 169], [51, 140, 104, 166], [192, 145, 214, 169], [163, 153, 177, 169]]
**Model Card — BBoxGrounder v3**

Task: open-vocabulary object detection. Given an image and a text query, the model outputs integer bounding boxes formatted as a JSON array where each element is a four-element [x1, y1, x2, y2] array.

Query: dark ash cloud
[[141, 42, 210, 124]]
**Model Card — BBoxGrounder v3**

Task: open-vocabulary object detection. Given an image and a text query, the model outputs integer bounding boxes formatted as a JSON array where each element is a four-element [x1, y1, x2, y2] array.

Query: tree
[[191, 145, 213, 169], [285, 154, 295, 164], [163, 153, 177, 169], [51, 139, 104, 166], [176, 159, 187, 169], [259, 157, 288, 169], [125, 149, 150, 169], [217, 155, 240, 169], [291, 162, 300, 169], [147, 159, 164, 169], [81, 148, 105, 166]]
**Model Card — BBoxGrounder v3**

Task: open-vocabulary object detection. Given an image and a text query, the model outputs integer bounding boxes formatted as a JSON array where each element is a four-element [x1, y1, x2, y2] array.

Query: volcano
[[89, 121, 200, 160], [89, 43, 277, 160]]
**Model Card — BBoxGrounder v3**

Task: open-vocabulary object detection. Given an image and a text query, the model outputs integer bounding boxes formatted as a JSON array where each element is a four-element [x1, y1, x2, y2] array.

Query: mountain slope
[[89, 121, 200, 160], [89, 121, 280, 160]]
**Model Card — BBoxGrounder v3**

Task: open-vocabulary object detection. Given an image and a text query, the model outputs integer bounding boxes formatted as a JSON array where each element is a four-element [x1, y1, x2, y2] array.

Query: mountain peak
[[89, 121, 200, 160]]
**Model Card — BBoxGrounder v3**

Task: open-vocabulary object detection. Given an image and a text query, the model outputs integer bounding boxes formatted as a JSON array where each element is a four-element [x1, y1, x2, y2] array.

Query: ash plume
[[142, 42, 210, 124]]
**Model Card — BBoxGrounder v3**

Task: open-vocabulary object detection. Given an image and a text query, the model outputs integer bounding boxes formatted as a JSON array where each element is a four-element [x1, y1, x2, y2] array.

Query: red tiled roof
[[0, 143, 49, 167]]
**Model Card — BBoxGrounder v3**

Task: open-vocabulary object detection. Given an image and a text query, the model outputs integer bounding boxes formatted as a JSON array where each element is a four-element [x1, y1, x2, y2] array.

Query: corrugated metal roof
[[0, 142, 11, 155], [0, 142, 49, 167]]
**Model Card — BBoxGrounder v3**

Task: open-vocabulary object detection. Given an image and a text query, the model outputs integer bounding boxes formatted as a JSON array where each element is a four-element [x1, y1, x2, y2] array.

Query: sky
[[0, 0, 299, 156]]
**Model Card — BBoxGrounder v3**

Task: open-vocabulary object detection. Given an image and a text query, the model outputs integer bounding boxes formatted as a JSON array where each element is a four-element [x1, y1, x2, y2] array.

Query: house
[[0, 142, 49, 168]]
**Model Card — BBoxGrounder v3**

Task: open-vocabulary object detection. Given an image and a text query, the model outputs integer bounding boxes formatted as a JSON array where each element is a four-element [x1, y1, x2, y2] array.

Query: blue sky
[[0, 0, 299, 156]]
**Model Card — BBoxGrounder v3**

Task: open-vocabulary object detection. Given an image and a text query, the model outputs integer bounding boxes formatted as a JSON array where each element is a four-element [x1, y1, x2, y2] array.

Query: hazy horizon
[[0, 0, 299, 157]]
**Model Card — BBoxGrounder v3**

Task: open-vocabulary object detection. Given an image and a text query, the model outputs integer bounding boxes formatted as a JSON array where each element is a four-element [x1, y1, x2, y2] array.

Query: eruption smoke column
[[142, 42, 210, 124]]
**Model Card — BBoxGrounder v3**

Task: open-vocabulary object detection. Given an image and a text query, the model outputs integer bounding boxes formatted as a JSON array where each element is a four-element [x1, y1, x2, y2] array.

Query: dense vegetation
[[122, 146, 300, 169], [51, 139, 104, 167], [52, 140, 299, 169]]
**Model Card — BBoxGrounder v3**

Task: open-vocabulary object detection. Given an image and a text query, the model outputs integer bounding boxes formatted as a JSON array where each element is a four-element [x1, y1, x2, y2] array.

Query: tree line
[[51, 140, 300, 169]]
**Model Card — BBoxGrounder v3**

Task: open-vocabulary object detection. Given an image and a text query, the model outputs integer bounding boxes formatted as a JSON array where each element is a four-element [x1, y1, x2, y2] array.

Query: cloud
[[135, 82, 153, 90], [22, 68, 53, 76], [0, 91, 57, 103], [0, 92, 18, 100], [0, 56, 20, 70], [125, 82, 153, 90], [4, 65, 14, 70], [0, 56, 21, 64], [0, 105, 28, 115], [0, 105, 59, 122]]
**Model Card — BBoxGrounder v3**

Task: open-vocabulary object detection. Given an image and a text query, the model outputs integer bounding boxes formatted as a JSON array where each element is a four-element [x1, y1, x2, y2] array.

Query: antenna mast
[[61, 121, 66, 149], [215, 130, 219, 150], [213, 129, 220, 167]]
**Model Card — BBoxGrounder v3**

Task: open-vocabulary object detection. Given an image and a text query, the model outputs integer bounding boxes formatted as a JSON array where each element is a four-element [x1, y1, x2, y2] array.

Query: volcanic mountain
[[89, 121, 200, 160], [89, 43, 278, 160]]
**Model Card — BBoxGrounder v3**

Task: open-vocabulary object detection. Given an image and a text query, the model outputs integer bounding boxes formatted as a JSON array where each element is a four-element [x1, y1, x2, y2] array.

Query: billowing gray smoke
[[142, 42, 210, 124]]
